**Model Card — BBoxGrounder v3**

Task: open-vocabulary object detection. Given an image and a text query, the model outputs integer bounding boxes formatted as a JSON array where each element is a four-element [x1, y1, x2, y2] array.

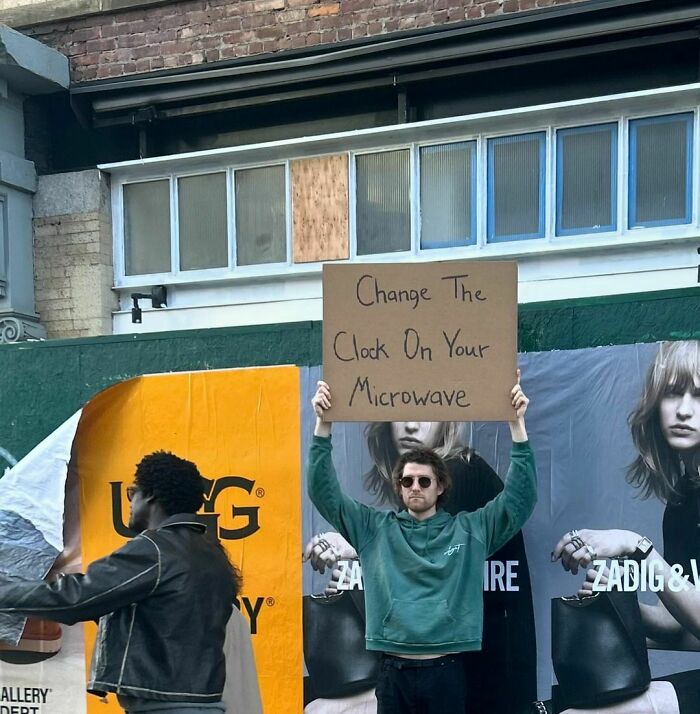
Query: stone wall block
[[33, 170, 116, 340]]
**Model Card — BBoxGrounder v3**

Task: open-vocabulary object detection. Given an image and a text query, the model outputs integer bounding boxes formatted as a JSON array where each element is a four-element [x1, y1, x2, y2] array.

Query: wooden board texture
[[292, 155, 349, 263]]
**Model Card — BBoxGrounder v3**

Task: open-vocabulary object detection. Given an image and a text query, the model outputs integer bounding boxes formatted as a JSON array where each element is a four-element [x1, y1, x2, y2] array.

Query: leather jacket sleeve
[[0, 533, 161, 625]]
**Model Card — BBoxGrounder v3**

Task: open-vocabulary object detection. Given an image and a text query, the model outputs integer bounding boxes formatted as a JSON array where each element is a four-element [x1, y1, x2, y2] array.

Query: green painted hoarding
[[0, 287, 697, 466]]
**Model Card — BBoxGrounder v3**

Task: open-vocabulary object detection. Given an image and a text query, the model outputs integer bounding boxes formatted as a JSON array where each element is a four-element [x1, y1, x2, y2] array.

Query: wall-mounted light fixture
[[131, 286, 167, 324]]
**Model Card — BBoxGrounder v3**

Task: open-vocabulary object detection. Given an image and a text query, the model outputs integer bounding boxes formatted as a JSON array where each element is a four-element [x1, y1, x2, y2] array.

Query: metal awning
[[70, 0, 700, 128]]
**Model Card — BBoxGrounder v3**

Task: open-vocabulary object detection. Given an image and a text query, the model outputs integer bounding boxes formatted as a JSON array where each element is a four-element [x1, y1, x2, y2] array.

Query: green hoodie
[[307, 435, 537, 655]]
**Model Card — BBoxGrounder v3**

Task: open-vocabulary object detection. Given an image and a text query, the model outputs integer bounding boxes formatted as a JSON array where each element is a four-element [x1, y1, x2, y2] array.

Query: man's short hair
[[135, 451, 205, 515], [391, 447, 452, 507]]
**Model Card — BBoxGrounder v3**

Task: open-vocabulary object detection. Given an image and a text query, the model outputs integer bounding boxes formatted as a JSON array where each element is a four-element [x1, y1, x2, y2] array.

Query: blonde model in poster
[[554, 340, 700, 714]]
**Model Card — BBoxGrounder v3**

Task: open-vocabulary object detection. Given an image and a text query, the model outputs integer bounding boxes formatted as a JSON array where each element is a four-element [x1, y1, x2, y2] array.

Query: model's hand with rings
[[552, 528, 640, 575], [303, 531, 357, 574]]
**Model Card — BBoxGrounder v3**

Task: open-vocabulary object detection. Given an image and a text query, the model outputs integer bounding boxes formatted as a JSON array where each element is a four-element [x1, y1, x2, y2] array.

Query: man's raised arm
[[461, 373, 537, 556], [306, 381, 376, 553]]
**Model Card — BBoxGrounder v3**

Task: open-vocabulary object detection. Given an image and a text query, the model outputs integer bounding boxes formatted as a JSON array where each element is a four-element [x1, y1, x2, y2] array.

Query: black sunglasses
[[126, 485, 138, 502], [398, 475, 434, 489]]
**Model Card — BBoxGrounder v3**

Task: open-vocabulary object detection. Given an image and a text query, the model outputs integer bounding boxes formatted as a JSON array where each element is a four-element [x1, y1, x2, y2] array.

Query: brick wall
[[33, 171, 116, 339], [23, 0, 588, 83]]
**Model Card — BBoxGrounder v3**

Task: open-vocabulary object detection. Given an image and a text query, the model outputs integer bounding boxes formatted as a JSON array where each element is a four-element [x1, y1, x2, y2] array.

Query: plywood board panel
[[292, 155, 349, 263]]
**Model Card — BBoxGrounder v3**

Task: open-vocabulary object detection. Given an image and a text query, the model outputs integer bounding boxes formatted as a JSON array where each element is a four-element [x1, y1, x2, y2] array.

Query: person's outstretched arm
[[0, 534, 161, 626]]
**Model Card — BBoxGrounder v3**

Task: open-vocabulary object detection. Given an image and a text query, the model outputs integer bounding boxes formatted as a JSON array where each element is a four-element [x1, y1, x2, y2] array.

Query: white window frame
[[350, 145, 414, 261], [103, 83, 700, 290], [231, 162, 291, 272], [113, 160, 292, 289], [416, 137, 478, 251], [354, 111, 697, 260], [175, 168, 229, 275], [554, 122, 619, 237], [626, 112, 695, 229]]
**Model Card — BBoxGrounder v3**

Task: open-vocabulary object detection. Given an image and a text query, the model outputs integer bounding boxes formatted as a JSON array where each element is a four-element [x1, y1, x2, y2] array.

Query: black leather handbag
[[303, 590, 381, 699], [551, 590, 651, 711]]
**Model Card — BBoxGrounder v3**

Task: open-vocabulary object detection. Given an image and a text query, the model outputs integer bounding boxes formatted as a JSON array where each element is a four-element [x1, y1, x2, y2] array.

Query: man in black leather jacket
[[0, 451, 240, 714]]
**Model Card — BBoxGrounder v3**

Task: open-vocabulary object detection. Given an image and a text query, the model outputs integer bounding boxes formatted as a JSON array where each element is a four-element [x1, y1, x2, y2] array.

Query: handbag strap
[[604, 587, 648, 672], [307, 588, 366, 622]]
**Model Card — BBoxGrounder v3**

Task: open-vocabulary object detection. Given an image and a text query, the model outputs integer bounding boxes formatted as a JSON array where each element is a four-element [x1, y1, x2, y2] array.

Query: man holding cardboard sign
[[307, 375, 536, 713]]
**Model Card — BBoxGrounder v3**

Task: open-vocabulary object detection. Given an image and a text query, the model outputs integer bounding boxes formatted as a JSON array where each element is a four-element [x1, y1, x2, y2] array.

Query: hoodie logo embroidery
[[444, 544, 465, 557]]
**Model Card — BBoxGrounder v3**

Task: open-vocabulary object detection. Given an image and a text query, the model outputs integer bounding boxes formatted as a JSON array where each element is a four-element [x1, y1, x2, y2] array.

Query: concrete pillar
[[0, 24, 68, 343], [33, 170, 116, 338]]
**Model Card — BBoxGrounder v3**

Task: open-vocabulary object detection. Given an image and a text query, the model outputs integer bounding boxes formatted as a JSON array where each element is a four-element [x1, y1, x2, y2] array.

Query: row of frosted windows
[[123, 166, 286, 277], [357, 113, 694, 255], [122, 112, 695, 276]]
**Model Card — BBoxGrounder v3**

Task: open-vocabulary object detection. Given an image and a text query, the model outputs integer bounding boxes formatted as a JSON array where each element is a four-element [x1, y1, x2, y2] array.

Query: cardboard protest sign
[[322, 261, 517, 421]]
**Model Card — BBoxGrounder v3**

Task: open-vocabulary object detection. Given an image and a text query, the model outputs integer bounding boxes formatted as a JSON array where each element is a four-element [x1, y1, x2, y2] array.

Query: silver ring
[[568, 529, 580, 539], [315, 538, 332, 552], [571, 536, 586, 551], [585, 544, 597, 559]]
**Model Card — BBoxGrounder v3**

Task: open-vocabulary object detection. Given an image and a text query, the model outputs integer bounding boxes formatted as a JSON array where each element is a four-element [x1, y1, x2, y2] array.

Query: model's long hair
[[626, 340, 700, 503], [364, 421, 470, 506]]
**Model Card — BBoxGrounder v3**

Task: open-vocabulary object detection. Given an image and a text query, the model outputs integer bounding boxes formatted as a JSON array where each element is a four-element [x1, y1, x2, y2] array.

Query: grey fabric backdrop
[[300, 343, 700, 698]]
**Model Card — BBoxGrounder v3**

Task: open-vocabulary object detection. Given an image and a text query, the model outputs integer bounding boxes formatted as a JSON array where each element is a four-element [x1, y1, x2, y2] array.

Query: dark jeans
[[375, 654, 467, 714]]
